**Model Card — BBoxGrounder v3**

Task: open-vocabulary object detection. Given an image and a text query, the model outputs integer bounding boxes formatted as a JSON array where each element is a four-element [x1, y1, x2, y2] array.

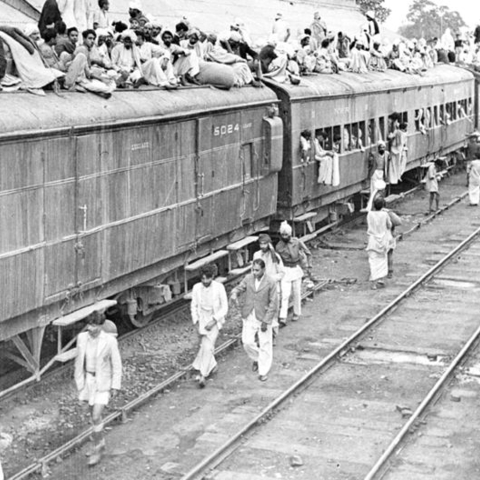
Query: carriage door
[[74, 134, 104, 291]]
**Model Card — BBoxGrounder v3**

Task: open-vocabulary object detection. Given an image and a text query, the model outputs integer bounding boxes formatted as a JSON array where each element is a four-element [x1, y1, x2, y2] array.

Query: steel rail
[[364, 321, 480, 480], [7, 278, 327, 480], [180, 224, 480, 480]]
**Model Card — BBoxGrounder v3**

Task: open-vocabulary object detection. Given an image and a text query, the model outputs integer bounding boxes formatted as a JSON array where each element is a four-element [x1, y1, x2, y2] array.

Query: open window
[[368, 119, 376, 146]]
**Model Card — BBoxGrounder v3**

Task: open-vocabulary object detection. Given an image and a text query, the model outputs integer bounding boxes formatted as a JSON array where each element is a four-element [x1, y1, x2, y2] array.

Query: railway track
[[179, 226, 480, 479], [3, 182, 471, 480]]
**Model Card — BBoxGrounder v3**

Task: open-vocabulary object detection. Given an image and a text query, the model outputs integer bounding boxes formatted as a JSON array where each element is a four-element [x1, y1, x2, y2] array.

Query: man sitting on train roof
[[63, 29, 116, 97]]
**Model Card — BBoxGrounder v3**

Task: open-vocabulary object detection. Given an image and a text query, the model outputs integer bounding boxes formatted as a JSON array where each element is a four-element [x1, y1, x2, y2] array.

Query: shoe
[[387, 272, 393, 279], [96, 92, 112, 99], [87, 448, 103, 466], [292, 315, 300, 322], [133, 77, 147, 89], [208, 365, 218, 377], [252, 361, 259, 372], [258, 374, 268, 382], [198, 376, 206, 388], [279, 319, 287, 328], [85, 439, 105, 457]]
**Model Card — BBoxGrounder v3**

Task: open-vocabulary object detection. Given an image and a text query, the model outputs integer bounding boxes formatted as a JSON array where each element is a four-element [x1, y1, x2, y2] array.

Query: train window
[[333, 126, 342, 153], [450, 102, 457, 121], [368, 119, 375, 145], [355, 122, 366, 150], [316, 127, 332, 150], [415, 109, 426, 134], [433, 106, 439, 126], [424, 108, 432, 129], [458, 100, 467, 119], [379, 117, 386, 142], [343, 125, 351, 152], [468, 97, 473, 115], [440, 105, 445, 125]]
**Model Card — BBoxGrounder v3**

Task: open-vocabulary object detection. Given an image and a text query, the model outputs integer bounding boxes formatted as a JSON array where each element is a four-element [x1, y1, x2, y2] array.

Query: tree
[[398, 0, 466, 40], [356, 0, 391, 24]]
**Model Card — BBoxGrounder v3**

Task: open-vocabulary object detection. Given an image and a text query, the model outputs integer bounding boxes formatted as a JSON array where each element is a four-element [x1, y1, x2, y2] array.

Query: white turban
[[121, 29, 137, 42], [279, 221, 292, 235], [229, 31, 242, 43], [366, 10, 375, 19], [24, 23, 39, 37]]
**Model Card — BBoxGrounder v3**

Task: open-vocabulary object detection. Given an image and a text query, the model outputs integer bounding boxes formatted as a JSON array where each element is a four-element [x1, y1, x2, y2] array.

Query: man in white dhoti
[[191, 265, 228, 388], [366, 196, 392, 289], [231, 259, 278, 382], [74, 311, 122, 466], [468, 157, 480, 206]]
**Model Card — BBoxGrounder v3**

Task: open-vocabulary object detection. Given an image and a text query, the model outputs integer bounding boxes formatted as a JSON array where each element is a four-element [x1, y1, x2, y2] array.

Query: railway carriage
[[0, 87, 282, 383], [267, 65, 475, 225]]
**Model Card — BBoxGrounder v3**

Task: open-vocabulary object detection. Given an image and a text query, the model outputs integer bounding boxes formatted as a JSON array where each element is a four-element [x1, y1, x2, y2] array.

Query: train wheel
[[129, 311, 154, 328]]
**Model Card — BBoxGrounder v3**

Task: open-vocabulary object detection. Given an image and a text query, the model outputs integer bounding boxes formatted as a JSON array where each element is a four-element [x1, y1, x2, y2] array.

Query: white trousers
[[242, 314, 272, 376], [192, 325, 218, 377], [280, 267, 302, 319]]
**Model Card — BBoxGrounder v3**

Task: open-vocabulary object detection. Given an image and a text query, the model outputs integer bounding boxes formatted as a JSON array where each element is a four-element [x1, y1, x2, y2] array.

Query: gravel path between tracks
[[0, 171, 476, 479]]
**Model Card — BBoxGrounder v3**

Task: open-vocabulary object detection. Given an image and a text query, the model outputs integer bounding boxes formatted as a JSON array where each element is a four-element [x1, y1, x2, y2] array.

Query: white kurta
[[366, 210, 392, 281], [469, 160, 480, 205], [191, 281, 228, 377]]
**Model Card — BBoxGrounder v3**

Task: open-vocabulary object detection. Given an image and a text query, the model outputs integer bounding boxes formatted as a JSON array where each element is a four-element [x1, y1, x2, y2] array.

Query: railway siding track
[[179, 227, 480, 479]]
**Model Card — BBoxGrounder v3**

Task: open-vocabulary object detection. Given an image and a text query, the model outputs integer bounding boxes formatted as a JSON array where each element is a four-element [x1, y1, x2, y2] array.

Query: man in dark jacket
[[231, 259, 278, 381]]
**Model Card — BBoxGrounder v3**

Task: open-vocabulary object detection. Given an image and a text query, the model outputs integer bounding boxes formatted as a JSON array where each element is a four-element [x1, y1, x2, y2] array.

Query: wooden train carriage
[[266, 65, 474, 222], [0, 86, 282, 377]]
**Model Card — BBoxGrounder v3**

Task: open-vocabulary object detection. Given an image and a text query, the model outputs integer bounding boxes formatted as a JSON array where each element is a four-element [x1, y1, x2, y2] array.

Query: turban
[[229, 31, 242, 43], [366, 10, 375, 19], [121, 29, 137, 42], [378, 140, 386, 147], [279, 221, 292, 235], [103, 320, 118, 336], [275, 13, 282, 19], [24, 23, 39, 37], [258, 233, 272, 244]]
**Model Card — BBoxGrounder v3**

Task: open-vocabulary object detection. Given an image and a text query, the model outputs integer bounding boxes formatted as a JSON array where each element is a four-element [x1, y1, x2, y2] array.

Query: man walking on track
[[75, 311, 122, 466], [468, 155, 480, 206], [230, 258, 278, 382], [191, 264, 228, 388]]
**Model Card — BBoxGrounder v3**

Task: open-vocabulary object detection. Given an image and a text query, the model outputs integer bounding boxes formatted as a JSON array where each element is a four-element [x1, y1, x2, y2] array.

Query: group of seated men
[[1, 1, 480, 97]]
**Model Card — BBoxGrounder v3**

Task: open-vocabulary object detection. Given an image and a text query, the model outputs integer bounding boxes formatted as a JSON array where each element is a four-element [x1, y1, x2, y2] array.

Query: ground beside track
[[1, 171, 479, 479]]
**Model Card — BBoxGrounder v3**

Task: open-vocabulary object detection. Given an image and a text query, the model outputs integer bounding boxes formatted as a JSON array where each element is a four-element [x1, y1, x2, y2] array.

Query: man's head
[[200, 264, 216, 288], [25, 23, 41, 42], [373, 195, 385, 211], [135, 30, 145, 46], [43, 28, 57, 46], [279, 221, 293, 242], [162, 30, 173, 46], [378, 140, 386, 154], [99, 0, 109, 10], [56, 21, 67, 35], [252, 259, 266, 279], [175, 22, 189, 38], [188, 30, 199, 45], [82, 29, 96, 48], [87, 311, 106, 338], [128, 1, 141, 17], [258, 233, 273, 252], [152, 23, 162, 38], [314, 11, 321, 21], [122, 30, 137, 49], [67, 27, 79, 44]]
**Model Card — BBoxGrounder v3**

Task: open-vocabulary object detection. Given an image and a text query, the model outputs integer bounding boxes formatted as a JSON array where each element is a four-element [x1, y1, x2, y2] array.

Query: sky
[[383, 0, 480, 32]]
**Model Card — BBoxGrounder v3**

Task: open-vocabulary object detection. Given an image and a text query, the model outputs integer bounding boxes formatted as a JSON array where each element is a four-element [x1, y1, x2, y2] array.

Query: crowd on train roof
[[1, 1, 480, 97]]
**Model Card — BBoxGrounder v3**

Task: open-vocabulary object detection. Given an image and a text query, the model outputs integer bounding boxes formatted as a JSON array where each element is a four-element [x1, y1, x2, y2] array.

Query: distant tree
[[398, 0, 466, 40], [356, 0, 391, 24]]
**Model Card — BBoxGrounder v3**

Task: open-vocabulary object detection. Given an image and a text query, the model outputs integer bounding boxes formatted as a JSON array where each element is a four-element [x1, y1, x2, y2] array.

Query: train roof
[[0, 86, 278, 137], [267, 65, 475, 101]]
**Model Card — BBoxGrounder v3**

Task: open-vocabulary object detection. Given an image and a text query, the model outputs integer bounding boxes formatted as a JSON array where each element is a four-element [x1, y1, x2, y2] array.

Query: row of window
[[312, 98, 472, 154]]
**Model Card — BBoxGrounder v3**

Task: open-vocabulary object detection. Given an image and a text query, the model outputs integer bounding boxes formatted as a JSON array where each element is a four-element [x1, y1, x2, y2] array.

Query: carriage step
[[185, 250, 229, 272], [54, 348, 78, 363], [293, 212, 316, 222], [52, 299, 117, 327], [226, 236, 258, 251], [229, 265, 252, 276]]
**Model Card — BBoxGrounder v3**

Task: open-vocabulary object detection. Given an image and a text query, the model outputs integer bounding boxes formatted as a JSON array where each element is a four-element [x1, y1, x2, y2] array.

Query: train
[[0, 63, 478, 386]]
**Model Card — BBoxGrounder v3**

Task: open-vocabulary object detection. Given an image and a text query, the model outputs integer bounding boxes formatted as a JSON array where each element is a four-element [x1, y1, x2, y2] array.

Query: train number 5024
[[213, 124, 240, 136]]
